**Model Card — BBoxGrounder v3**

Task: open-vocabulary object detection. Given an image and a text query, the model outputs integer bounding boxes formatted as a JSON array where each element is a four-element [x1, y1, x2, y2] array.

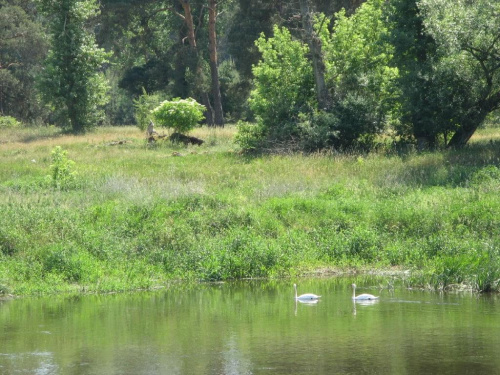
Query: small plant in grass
[[133, 88, 163, 131], [152, 97, 205, 134], [48, 146, 77, 189]]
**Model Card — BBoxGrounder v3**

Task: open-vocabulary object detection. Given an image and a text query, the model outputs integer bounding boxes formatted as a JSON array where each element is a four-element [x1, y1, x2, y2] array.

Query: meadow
[[1, 125, 500, 295]]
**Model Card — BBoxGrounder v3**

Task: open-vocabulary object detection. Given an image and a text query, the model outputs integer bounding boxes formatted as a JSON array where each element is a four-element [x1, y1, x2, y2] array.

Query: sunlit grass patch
[[95, 175, 207, 202], [470, 125, 500, 144], [1, 125, 500, 295]]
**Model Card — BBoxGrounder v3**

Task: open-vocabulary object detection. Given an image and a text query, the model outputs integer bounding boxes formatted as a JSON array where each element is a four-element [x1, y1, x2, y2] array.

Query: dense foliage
[[247, 26, 315, 148], [133, 89, 164, 131], [323, 0, 399, 148], [0, 116, 21, 129], [419, 0, 500, 148], [242, 0, 399, 152], [0, 1, 48, 122], [37, 0, 110, 132], [1, 0, 498, 147]]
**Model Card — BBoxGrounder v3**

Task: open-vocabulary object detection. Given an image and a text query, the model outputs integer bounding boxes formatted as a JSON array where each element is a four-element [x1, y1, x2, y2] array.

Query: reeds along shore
[[1, 125, 500, 295]]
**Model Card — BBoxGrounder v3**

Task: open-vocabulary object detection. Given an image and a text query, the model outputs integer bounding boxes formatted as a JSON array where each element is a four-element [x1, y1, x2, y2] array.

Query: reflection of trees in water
[[222, 334, 253, 375]]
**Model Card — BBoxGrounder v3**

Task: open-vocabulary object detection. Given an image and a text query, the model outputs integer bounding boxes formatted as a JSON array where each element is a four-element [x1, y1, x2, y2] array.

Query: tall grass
[[1, 125, 500, 295]]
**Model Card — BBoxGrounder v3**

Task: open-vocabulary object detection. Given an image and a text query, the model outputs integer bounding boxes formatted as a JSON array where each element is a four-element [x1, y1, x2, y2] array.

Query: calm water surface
[[1, 277, 500, 374]]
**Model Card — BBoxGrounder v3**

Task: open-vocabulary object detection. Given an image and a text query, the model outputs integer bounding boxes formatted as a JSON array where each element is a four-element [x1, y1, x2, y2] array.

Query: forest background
[[2, 0, 500, 150]]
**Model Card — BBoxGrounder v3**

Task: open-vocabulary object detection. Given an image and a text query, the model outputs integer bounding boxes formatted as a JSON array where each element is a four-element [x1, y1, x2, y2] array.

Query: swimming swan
[[294, 283, 321, 301], [351, 283, 379, 300]]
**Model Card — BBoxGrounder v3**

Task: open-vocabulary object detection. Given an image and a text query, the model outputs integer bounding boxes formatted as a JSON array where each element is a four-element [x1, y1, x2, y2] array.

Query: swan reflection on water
[[352, 298, 379, 316], [294, 298, 320, 315], [297, 299, 320, 305]]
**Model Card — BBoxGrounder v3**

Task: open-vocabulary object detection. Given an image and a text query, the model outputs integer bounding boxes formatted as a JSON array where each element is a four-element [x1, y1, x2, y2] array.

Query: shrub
[[470, 165, 500, 186], [48, 146, 77, 189], [133, 88, 163, 131], [234, 121, 268, 152], [152, 97, 205, 134], [246, 26, 315, 152], [0, 116, 21, 129], [297, 111, 340, 152]]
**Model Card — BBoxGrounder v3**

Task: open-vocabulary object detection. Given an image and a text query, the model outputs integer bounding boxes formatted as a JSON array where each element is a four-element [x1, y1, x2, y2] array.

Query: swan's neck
[[294, 285, 298, 299], [352, 286, 356, 299]]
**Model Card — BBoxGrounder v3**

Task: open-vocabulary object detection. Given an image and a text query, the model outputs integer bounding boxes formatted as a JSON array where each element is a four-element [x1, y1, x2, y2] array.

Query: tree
[[419, 0, 500, 148], [99, 0, 227, 126], [0, 1, 48, 122], [226, 0, 287, 82], [37, 0, 110, 132], [239, 0, 391, 152], [386, 0, 500, 149], [176, 0, 215, 125], [208, 0, 224, 126], [249, 26, 315, 145], [385, 0, 440, 149], [100, 0, 181, 124], [299, 0, 331, 110], [321, 0, 398, 148]]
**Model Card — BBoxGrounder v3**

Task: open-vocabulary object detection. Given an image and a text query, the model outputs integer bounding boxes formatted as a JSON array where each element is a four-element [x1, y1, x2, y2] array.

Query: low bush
[[152, 97, 205, 134], [133, 89, 164, 131], [47, 146, 77, 190], [0, 116, 21, 129]]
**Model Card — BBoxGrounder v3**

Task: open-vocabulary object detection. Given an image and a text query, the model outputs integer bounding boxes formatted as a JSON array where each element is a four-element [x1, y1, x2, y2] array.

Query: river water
[[1, 276, 500, 374]]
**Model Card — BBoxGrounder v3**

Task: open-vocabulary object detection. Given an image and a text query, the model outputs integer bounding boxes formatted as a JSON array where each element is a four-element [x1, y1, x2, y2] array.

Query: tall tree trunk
[[447, 111, 486, 148], [178, 0, 214, 126], [208, 0, 224, 127], [201, 92, 214, 125], [447, 91, 500, 148], [179, 0, 197, 48], [447, 127, 478, 148], [299, 0, 332, 111]]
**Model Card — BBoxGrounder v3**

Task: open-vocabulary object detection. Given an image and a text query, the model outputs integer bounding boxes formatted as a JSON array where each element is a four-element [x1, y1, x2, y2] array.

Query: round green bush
[[152, 97, 205, 134]]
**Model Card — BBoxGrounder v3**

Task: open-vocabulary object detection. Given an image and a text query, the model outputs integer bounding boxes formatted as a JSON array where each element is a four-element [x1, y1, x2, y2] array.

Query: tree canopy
[[1, 0, 499, 149], [37, 0, 110, 132], [0, 1, 47, 121], [419, 0, 500, 148]]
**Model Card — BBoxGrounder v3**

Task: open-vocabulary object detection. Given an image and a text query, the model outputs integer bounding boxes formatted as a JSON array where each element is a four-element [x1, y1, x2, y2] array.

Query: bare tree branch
[[0, 62, 21, 70]]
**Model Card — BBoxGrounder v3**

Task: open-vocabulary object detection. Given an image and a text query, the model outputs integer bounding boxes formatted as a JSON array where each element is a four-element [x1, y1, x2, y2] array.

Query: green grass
[[1, 125, 500, 295]]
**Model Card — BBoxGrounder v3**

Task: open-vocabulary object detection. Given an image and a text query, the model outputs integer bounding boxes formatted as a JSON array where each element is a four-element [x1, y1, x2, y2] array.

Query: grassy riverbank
[[1, 125, 500, 295]]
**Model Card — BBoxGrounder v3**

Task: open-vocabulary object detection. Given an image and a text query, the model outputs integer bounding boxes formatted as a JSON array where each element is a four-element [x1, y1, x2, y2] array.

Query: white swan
[[351, 283, 379, 300], [294, 283, 321, 301]]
